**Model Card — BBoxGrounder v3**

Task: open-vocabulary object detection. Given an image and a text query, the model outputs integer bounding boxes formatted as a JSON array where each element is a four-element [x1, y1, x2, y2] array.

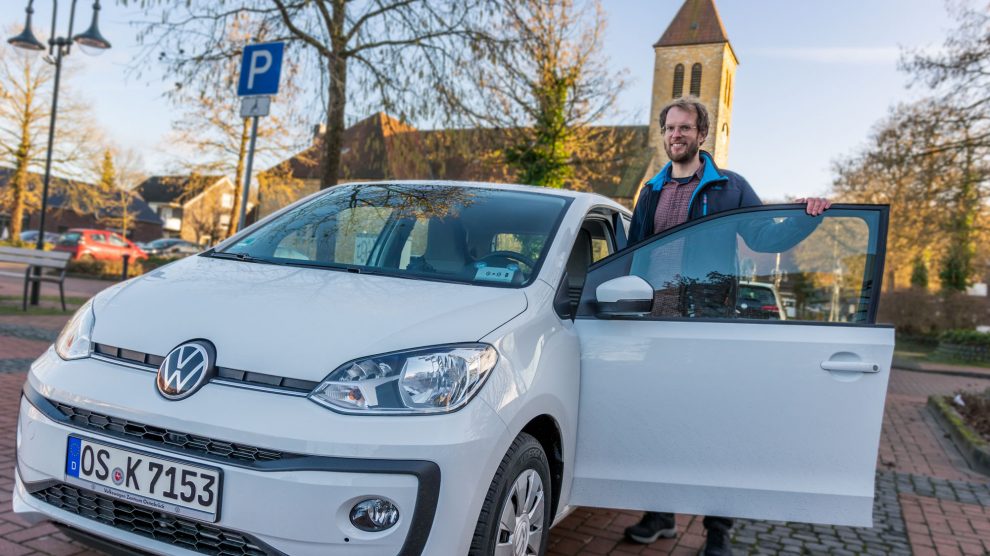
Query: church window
[[672, 64, 684, 98], [690, 63, 702, 97]]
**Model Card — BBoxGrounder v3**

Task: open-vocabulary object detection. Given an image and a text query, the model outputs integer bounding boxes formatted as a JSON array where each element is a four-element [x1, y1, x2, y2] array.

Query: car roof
[[68, 228, 120, 234]]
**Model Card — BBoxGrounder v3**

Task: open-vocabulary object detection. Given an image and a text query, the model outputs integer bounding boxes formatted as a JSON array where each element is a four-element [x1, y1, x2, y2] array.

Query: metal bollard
[[121, 254, 130, 281]]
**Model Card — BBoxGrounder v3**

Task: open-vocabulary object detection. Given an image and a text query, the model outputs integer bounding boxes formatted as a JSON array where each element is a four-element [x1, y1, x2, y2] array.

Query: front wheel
[[469, 432, 552, 556]]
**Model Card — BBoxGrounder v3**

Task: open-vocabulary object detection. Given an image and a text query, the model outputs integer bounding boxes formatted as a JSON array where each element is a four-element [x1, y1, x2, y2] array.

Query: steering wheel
[[478, 250, 536, 270]]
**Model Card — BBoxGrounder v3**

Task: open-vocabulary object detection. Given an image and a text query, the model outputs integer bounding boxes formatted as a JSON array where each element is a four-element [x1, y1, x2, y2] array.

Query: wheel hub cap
[[513, 514, 530, 554]]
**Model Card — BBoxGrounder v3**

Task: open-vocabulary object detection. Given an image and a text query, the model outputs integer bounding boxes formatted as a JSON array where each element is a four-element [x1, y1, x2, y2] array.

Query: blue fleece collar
[[646, 152, 727, 192]]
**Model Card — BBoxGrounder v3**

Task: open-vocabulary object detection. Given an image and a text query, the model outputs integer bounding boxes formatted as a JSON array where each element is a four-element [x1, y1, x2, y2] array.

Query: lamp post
[[8, 0, 111, 305]]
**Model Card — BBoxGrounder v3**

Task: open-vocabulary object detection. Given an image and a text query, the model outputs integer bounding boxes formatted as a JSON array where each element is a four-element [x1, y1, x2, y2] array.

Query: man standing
[[622, 97, 829, 555]]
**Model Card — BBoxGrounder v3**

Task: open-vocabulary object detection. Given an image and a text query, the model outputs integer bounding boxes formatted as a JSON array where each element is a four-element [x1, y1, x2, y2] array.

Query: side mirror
[[595, 275, 653, 318]]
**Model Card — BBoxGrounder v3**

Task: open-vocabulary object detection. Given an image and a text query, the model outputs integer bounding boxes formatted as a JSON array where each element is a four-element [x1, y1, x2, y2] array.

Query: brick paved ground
[[0, 307, 988, 555]]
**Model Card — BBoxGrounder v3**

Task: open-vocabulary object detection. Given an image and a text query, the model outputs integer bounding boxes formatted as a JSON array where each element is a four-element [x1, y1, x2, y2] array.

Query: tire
[[469, 432, 552, 556]]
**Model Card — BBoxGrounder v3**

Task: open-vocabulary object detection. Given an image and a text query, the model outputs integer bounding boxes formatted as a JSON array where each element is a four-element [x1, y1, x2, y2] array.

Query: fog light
[[349, 498, 399, 532]]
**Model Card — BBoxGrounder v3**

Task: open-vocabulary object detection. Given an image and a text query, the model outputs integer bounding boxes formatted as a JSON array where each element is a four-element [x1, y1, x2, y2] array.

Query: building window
[[690, 63, 702, 97], [672, 64, 684, 98], [221, 193, 234, 209]]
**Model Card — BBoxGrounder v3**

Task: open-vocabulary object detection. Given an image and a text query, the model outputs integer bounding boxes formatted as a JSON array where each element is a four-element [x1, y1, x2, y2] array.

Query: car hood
[[92, 255, 528, 382]]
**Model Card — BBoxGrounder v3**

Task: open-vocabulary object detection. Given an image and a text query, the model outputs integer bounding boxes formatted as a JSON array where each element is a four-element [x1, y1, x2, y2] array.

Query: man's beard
[[664, 139, 699, 163]]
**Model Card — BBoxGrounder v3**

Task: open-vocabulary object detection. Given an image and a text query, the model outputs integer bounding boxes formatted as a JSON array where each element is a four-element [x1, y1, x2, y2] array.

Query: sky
[[5, 0, 959, 201]]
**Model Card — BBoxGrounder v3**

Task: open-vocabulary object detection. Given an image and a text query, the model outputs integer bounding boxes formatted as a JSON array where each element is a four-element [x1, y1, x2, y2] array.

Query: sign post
[[236, 42, 284, 231]]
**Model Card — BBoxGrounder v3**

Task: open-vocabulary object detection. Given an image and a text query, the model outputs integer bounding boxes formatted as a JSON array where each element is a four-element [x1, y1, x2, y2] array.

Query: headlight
[[309, 344, 498, 415], [55, 299, 95, 360]]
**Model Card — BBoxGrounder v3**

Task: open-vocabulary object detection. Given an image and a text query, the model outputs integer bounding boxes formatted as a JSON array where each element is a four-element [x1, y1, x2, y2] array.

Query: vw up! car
[[14, 182, 894, 555]]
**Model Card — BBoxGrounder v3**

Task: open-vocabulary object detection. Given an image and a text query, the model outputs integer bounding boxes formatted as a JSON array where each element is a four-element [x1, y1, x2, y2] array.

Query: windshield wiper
[[205, 250, 277, 265], [278, 259, 362, 273]]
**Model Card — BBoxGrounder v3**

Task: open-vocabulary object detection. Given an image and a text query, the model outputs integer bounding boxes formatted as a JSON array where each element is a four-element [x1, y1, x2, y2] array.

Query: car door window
[[108, 235, 129, 248], [90, 233, 107, 244], [559, 217, 618, 316], [579, 205, 885, 324]]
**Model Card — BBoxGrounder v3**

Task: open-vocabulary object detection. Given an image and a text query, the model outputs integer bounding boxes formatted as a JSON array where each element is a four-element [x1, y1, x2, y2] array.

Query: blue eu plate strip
[[65, 437, 81, 477]]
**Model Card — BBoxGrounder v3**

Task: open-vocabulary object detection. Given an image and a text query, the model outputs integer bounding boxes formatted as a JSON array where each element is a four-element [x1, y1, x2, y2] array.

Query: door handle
[[820, 361, 880, 373]]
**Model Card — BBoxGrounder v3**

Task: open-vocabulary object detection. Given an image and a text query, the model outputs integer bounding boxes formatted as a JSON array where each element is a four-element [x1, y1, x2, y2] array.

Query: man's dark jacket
[[628, 151, 760, 245], [626, 151, 819, 316]]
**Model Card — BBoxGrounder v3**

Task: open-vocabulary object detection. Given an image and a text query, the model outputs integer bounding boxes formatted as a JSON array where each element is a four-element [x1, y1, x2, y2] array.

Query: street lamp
[[9, 0, 110, 305]]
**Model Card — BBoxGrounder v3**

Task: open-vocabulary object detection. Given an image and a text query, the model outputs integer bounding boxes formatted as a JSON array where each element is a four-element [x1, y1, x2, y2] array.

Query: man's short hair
[[659, 97, 710, 138]]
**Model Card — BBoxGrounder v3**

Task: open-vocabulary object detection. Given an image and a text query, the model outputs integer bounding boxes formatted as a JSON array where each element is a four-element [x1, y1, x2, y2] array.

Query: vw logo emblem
[[157, 341, 216, 400]]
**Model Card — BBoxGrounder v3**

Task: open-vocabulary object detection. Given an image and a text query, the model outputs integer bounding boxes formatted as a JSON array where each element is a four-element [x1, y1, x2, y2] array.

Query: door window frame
[[576, 203, 890, 326]]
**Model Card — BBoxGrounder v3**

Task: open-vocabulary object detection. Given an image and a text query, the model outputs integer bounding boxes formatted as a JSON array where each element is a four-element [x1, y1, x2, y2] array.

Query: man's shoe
[[698, 526, 733, 556], [624, 512, 677, 544]]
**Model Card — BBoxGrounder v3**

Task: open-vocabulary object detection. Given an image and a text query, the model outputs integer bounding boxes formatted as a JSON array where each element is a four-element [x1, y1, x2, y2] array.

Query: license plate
[[65, 436, 222, 522]]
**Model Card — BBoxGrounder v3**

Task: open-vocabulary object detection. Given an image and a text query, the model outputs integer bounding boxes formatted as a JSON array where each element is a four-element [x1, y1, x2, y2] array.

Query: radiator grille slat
[[53, 402, 294, 464], [32, 483, 272, 556]]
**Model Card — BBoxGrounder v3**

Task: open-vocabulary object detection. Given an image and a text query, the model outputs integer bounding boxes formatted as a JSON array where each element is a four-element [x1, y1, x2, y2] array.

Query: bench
[[0, 247, 72, 311]]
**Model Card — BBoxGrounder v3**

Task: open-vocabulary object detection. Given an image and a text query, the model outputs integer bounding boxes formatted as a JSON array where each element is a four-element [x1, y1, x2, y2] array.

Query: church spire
[[655, 0, 731, 48]]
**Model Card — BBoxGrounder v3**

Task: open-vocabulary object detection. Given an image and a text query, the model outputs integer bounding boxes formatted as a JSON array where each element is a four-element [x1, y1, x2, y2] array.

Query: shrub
[[67, 258, 145, 280], [0, 239, 54, 250], [940, 329, 990, 348], [879, 289, 990, 335]]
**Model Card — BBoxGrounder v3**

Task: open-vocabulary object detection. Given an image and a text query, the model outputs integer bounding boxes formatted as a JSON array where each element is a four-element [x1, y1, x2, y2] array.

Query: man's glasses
[[663, 125, 698, 135]]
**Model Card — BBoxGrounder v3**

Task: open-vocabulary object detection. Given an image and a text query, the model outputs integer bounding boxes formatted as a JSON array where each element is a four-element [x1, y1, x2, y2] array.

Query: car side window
[[90, 233, 107, 244], [578, 206, 886, 324], [558, 216, 618, 317], [108, 235, 128, 247]]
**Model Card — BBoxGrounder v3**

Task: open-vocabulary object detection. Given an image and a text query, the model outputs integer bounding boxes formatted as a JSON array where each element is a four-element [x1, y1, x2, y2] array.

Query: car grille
[[53, 401, 294, 464], [93, 343, 319, 394], [31, 483, 275, 556]]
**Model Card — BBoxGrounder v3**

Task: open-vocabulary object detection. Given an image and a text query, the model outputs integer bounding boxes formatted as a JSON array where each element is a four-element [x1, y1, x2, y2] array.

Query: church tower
[[645, 0, 738, 179]]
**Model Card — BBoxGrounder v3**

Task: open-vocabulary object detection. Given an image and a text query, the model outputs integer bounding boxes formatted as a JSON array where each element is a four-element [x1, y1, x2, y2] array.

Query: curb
[[927, 395, 990, 477], [893, 356, 990, 380]]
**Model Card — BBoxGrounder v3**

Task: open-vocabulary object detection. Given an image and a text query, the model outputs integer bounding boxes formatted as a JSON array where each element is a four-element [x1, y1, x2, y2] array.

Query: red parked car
[[54, 229, 148, 261]]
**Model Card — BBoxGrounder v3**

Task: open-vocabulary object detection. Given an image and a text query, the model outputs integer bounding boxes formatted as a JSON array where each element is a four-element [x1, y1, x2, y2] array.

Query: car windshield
[[148, 239, 175, 248], [218, 183, 571, 287]]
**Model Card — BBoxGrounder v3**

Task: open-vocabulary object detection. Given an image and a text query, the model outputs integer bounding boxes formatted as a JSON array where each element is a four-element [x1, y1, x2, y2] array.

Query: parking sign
[[238, 42, 284, 97]]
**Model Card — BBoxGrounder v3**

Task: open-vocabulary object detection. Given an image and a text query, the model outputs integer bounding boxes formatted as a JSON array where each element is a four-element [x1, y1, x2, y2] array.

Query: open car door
[[570, 204, 892, 526]]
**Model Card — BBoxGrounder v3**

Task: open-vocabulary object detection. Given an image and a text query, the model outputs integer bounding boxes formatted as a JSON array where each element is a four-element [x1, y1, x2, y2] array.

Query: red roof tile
[[654, 0, 730, 47]]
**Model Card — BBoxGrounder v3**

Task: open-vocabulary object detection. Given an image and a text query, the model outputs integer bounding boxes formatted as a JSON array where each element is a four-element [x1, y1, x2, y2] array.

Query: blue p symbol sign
[[248, 50, 273, 90], [238, 42, 285, 97]]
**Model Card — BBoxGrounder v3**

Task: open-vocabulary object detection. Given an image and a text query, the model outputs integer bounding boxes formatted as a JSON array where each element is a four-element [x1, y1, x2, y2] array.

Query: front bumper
[[15, 348, 509, 555]]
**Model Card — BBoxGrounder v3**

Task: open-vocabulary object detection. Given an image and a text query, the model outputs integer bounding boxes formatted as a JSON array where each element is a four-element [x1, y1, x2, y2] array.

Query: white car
[[14, 181, 894, 556]]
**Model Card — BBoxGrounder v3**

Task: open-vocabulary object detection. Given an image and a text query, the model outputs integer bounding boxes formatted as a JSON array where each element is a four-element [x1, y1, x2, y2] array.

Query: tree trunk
[[227, 118, 251, 236], [321, 2, 348, 190], [120, 189, 129, 237], [9, 139, 30, 241]]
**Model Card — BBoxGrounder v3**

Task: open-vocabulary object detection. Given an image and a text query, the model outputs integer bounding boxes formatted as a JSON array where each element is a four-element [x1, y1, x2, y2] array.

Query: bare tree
[[122, 0, 493, 190], [91, 147, 147, 237], [899, 4, 990, 290], [832, 100, 987, 291], [902, 2, 990, 151], [439, 0, 630, 189], [0, 42, 97, 240]]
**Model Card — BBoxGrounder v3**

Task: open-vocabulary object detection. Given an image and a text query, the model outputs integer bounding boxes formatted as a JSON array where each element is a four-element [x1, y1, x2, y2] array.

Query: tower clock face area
[[646, 0, 738, 176]]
